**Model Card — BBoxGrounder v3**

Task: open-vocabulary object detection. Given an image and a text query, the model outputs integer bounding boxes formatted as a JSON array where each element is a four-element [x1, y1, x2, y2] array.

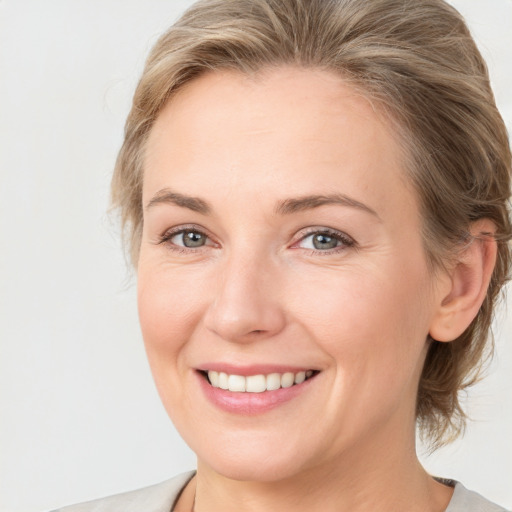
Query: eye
[[295, 229, 355, 252], [158, 226, 215, 251], [172, 229, 208, 248]]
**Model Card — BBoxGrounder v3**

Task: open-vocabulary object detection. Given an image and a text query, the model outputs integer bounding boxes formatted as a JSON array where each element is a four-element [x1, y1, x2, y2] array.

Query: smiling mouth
[[201, 370, 318, 393]]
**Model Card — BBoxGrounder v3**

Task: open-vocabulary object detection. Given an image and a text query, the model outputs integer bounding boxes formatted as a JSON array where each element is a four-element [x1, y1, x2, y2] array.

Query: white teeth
[[246, 374, 266, 393], [281, 372, 295, 388], [208, 370, 219, 387], [207, 370, 315, 393], [218, 372, 229, 390], [294, 371, 306, 384], [266, 373, 281, 391], [228, 374, 246, 392]]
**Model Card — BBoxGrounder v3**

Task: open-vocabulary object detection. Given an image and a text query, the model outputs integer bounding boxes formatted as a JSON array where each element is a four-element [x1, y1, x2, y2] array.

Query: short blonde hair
[[112, 0, 512, 447]]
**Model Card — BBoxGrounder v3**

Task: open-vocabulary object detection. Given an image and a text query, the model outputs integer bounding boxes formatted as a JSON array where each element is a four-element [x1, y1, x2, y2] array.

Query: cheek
[[136, 263, 211, 425], [137, 264, 205, 367], [288, 261, 432, 380]]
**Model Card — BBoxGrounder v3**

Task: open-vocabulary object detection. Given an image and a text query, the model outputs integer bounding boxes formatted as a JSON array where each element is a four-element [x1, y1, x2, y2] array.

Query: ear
[[429, 219, 497, 343]]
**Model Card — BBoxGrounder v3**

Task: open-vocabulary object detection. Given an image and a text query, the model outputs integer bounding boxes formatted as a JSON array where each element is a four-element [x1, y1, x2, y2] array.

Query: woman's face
[[138, 67, 445, 481]]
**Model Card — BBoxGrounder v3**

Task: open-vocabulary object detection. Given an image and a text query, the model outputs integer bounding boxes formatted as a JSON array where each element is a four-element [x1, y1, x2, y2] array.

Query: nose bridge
[[204, 244, 285, 342]]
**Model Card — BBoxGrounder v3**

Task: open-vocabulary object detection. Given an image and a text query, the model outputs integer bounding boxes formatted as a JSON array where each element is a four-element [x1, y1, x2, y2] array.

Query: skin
[[137, 67, 494, 511]]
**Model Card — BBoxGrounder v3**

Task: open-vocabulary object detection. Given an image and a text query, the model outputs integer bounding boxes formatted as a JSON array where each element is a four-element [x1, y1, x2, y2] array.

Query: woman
[[55, 0, 511, 510]]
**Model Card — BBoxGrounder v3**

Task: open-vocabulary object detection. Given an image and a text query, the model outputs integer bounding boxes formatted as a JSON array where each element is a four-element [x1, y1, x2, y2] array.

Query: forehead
[[147, 67, 398, 163], [143, 67, 416, 222]]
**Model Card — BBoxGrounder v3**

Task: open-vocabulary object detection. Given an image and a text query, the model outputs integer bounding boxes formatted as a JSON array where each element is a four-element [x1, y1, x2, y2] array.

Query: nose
[[203, 253, 286, 343]]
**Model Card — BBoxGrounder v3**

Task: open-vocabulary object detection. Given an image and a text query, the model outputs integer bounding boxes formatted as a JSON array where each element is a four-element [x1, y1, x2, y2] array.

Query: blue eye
[[305, 233, 339, 250], [158, 226, 214, 251], [171, 230, 208, 248], [297, 230, 354, 252]]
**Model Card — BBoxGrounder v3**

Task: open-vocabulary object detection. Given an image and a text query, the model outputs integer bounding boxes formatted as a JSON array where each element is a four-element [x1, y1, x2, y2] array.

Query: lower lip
[[197, 372, 316, 415]]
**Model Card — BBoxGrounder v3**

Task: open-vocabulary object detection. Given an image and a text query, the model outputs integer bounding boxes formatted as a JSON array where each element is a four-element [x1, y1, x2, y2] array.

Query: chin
[[190, 430, 315, 483], [205, 455, 308, 483]]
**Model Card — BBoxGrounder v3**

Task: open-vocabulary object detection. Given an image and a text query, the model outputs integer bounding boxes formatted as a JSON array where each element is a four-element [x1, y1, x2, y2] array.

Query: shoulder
[[446, 481, 509, 512], [50, 472, 195, 512]]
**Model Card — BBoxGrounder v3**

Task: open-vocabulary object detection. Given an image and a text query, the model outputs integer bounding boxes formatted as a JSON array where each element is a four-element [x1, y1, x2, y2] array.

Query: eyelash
[[157, 225, 356, 255]]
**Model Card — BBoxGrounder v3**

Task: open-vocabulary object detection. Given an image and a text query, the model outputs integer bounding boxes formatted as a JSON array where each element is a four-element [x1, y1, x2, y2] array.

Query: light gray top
[[52, 472, 509, 512], [445, 481, 508, 512]]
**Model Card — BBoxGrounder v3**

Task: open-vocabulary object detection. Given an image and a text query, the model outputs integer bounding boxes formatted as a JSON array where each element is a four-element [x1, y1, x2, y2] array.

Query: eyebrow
[[145, 189, 211, 214], [145, 188, 379, 220], [275, 193, 380, 219]]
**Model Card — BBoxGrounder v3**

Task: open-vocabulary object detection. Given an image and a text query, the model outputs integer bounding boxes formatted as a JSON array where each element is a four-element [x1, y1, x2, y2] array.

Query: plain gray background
[[0, 1, 511, 511]]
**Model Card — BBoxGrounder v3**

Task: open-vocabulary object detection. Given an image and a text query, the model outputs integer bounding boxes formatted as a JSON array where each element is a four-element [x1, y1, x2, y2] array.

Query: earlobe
[[429, 219, 497, 343]]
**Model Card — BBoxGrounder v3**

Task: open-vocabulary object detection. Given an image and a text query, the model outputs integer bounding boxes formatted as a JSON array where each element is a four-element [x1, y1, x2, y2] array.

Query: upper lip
[[197, 363, 317, 376]]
